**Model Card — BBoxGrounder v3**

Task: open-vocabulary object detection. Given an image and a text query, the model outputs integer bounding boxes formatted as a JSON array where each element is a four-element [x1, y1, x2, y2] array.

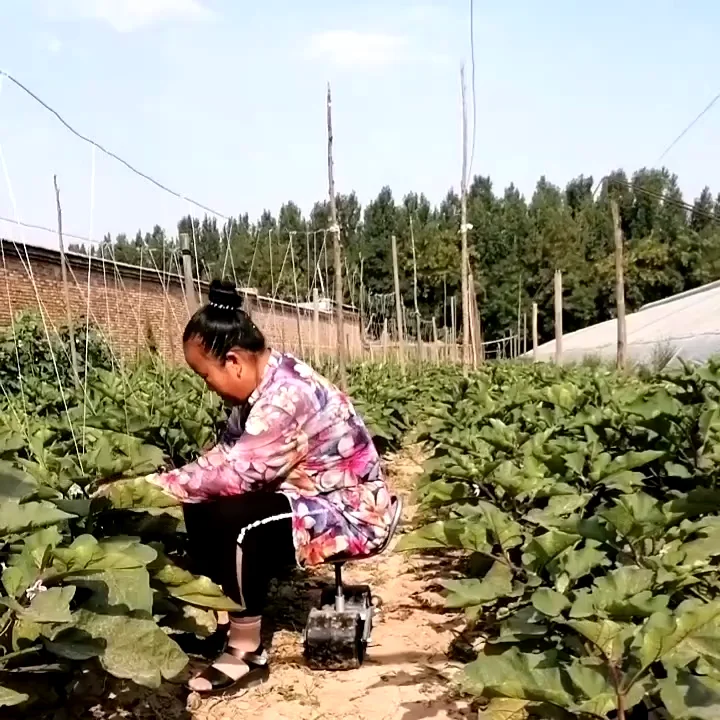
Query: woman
[[140, 280, 392, 695]]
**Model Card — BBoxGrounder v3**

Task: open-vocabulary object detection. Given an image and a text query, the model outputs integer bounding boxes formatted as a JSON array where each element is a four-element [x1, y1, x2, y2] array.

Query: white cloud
[[306, 31, 409, 69], [52, 0, 214, 33]]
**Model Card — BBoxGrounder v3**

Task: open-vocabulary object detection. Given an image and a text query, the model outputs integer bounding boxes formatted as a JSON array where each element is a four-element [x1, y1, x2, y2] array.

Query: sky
[[1, 0, 720, 251]]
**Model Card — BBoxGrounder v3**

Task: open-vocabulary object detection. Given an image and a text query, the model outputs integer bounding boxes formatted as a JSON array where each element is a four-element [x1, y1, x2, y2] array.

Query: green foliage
[[77, 166, 720, 345], [399, 360, 720, 719], [0, 320, 242, 708]]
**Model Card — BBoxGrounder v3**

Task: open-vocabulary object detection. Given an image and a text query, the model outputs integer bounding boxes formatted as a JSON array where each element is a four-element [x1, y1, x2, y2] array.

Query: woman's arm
[[145, 393, 309, 502]]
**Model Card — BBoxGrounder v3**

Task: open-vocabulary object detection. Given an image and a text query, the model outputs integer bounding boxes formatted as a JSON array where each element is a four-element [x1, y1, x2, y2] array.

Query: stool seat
[[324, 494, 403, 565]]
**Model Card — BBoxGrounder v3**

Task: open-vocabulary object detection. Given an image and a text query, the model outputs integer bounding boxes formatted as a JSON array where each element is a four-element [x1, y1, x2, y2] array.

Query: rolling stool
[[303, 495, 403, 670]]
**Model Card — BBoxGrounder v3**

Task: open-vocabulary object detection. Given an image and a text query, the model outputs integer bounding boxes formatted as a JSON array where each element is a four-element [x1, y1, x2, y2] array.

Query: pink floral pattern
[[146, 351, 393, 566]]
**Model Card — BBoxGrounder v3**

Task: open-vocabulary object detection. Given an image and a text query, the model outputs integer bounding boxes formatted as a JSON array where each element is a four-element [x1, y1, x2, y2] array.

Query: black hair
[[183, 280, 266, 358]]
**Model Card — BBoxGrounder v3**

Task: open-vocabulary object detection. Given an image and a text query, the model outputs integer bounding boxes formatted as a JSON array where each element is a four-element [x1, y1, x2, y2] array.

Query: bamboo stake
[[327, 84, 346, 389], [54, 175, 80, 388], [554, 270, 563, 365], [611, 198, 627, 370], [391, 234, 405, 370]]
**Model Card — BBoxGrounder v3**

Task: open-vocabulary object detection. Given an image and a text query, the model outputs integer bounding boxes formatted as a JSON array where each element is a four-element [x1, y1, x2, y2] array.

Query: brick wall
[[0, 240, 362, 364]]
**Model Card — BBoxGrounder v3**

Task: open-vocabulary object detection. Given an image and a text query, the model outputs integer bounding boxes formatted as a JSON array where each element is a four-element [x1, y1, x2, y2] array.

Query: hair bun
[[208, 279, 243, 311]]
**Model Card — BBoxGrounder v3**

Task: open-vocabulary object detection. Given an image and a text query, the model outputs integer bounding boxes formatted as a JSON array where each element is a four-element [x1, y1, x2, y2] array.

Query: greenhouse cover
[[532, 278, 720, 366]]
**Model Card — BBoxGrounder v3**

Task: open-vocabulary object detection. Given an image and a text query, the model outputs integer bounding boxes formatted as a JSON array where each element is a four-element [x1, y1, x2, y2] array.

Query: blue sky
[[1, 0, 719, 250]]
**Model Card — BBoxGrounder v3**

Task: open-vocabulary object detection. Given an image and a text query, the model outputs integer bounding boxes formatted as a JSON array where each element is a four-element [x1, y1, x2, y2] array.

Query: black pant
[[183, 492, 296, 616]]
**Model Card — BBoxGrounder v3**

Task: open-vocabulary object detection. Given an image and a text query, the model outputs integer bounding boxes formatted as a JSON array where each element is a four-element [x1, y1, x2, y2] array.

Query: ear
[[225, 350, 242, 369]]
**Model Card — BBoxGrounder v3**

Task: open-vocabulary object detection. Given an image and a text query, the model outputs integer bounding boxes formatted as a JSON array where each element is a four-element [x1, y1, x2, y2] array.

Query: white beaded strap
[[209, 302, 236, 310], [236, 512, 294, 546]]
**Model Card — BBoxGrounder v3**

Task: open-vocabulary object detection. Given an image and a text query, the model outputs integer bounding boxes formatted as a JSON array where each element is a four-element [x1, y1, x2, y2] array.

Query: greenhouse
[[533, 278, 720, 365]]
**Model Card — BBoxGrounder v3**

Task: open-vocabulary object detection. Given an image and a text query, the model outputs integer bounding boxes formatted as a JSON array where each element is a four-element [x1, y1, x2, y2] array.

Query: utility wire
[[0, 70, 230, 220], [656, 90, 720, 164]]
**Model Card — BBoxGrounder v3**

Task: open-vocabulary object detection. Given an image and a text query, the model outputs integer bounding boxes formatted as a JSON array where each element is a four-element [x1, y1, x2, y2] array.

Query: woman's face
[[184, 339, 258, 404]]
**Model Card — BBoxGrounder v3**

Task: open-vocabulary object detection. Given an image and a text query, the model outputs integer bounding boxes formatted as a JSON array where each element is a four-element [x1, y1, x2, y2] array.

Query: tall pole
[[54, 175, 80, 388], [409, 213, 422, 362], [460, 65, 470, 369], [611, 197, 627, 370], [180, 232, 198, 315], [532, 302, 539, 362], [327, 84, 347, 389], [391, 234, 405, 370], [554, 270, 563, 365], [313, 287, 320, 366]]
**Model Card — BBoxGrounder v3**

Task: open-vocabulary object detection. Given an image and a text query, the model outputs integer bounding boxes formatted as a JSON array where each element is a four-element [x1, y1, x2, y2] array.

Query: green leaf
[[45, 627, 105, 660], [569, 567, 666, 619], [557, 540, 609, 581], [601, 492, 668, 540], [659, 668, 720, 720], [96, 476, 179, 510], [0, 500, 74, 534], [74, 609, 188, 687], [464, 647, 573, 708], [444, 562, 514, 609], [20, 586, 75, 623], [69, 568, 153, 614], [566, 661, 616, 716], [478, 698, 530, 720], [0, 461, 37, 500], [523, 530, 579, 572], [150, 555, 242, 611], [636, 600, 720, 669], [567, 618, 632, 662], [0, 684, 29, 708], [531, 588, 569, 617], [53, 535, 157, 573]]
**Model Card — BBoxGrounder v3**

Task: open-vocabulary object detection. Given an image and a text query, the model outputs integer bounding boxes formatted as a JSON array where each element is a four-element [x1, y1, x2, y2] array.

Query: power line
[[0, 70, 230, 221], [467, 0, 478, 179], [656, 89, 720, 164], [0, 215, 96, 244]]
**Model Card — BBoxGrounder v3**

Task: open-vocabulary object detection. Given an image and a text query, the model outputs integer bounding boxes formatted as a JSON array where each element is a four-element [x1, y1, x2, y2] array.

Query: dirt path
[[193, 448, 472, 720]]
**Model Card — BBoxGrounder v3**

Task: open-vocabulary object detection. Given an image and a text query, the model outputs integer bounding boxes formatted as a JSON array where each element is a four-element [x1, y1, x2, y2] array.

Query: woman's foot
[[187, 616, 269, 695]]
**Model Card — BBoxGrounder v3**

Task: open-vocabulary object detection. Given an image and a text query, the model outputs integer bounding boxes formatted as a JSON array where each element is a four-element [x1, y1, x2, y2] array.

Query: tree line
[[68, 167, 720, 344]]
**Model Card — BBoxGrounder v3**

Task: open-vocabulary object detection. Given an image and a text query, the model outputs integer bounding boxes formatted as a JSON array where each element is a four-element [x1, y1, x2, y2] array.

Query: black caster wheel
[[304, 584, 374, 670], [304, 610, 365, 670]]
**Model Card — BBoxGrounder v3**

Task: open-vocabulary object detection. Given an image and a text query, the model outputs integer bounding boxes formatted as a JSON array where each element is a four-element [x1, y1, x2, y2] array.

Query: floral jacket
[[147, 351, 393, 566]]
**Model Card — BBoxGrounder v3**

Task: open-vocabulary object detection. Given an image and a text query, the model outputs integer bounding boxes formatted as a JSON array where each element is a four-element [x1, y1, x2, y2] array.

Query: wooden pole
[[327, 84, 347, 389], [611, 198, 627, 370], [532, 302, 539, 362], [382, 318, 389, 362], [460, 65, 470, 369], [53, 175, 80, 388], [554, 270, 563, 365], [516, 275, 522, 359], [523, 311, 527, 356], [391, 234, 405, 370], [288, 234, 305, 359], [180, 232, 198, 315], [409, 214, 422, 362], [468, 270, 478, 369], [432, 317, 439, 364], [313, 287, 320, 366], [450, 295, 457, 362]]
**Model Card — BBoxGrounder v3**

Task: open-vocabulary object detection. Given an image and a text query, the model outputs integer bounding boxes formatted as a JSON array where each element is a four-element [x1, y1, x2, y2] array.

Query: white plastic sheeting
[[532, 279, 720, 366]]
